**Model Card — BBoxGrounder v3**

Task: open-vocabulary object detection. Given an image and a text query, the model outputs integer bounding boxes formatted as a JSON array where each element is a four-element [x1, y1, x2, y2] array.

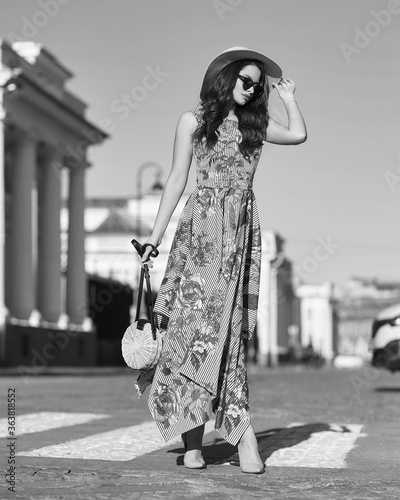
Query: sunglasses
[[237, 75, 264, 98]]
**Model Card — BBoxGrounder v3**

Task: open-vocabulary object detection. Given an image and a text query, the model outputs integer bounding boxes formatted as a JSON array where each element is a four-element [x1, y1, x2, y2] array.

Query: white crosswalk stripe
[[264, 423, 366, 468], [10, 413, 366, 468], [0, 412, 109, 438], [17, 418, 216, 461]]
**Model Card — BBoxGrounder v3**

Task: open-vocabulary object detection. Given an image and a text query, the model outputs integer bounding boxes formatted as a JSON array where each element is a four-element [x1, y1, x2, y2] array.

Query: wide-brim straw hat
[[200, 46, 282, 101]]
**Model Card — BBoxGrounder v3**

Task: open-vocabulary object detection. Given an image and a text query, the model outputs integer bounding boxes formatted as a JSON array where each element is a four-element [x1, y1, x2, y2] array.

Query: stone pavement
[[1, 364, 400, 499]]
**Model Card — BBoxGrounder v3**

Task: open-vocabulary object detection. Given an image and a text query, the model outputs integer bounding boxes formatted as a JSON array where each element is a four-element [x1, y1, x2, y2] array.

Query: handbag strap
[[135, 264, 157, 340]]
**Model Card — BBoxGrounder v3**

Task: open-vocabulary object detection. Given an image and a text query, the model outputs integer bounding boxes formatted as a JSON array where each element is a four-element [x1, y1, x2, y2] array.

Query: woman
[[137, 46, 307, 473]]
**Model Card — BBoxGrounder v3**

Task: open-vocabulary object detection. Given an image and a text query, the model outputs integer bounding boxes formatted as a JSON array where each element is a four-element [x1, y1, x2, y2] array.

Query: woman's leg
[[237, 423, 264, 474], [182, 424, 206, 469], [182, 424, 205, 452]]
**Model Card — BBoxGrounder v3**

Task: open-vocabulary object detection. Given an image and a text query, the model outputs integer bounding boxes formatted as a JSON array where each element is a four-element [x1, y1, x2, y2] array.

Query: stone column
[[37, 147, 62, 322], [66, 165, 86, 325], [269, 265, 279, 367], [0, 93, 9, 363], [269, 253, 286, 367], [257, 257, 271, 366], [7, 132, 36, 320]]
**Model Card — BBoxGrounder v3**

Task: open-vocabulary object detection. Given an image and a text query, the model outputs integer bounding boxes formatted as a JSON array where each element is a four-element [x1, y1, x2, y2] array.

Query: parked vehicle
[[371, 303, 400, 372]]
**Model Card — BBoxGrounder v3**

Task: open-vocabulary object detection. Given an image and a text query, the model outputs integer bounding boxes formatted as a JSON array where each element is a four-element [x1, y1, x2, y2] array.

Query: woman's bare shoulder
[[177, 110, 200, 133]]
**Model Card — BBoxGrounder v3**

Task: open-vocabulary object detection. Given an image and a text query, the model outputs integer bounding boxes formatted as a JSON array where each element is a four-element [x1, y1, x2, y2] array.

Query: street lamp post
[[136, 161, 164, 240]]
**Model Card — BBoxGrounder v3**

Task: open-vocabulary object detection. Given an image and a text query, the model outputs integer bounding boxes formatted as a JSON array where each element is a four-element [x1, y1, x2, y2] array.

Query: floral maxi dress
[[147, 108, 263, 446]]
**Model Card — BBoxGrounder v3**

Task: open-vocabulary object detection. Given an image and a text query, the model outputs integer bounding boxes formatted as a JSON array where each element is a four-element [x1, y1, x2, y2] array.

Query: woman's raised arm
[[266, 78, 307, 145]]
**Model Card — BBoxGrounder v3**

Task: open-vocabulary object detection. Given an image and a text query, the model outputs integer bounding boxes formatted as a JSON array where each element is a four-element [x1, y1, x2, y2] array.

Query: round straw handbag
[[121, 240, 162, 371]]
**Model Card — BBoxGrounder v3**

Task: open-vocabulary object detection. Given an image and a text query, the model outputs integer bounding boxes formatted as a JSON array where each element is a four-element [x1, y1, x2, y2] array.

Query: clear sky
[[1, 0, 400, 287]]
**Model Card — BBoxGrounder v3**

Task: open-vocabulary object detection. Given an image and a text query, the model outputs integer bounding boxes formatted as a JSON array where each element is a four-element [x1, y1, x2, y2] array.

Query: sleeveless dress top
[[147, 107, 263, 445]]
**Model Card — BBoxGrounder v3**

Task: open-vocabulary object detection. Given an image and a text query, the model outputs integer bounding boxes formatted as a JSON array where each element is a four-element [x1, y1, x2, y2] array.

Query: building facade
[[0, 40, 107, 366], [295, 281, 339, 362], [257, 231, 299, 366]]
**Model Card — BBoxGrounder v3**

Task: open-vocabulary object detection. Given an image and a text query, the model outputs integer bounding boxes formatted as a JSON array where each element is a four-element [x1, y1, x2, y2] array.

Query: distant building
[[84, 202, 150, 285], [336, 277, 400, 359], [295, 282, 339, 362], [0, 40, 108, 367], [257, 231, 299, 366]]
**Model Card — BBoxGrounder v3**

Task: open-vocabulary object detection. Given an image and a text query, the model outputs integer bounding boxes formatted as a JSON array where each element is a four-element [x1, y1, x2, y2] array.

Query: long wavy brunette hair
[[192, 59, 269, 159]]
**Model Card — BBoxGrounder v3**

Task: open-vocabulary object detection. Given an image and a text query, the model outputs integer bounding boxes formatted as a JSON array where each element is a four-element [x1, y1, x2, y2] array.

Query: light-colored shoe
[[239, 460, 265, 474], [184, 449, 206, 469], [238, 426, 265, 474]]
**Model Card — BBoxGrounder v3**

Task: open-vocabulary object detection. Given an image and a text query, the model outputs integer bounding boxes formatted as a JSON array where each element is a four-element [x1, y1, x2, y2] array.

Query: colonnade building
[[0, 40, 108, 366]]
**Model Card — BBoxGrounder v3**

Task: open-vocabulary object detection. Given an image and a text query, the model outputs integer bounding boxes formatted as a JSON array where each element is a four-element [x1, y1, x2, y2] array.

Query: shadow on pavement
[[167, 439, 237, 466], [257, 422, 351, 462], [167, 422, 352, 466]]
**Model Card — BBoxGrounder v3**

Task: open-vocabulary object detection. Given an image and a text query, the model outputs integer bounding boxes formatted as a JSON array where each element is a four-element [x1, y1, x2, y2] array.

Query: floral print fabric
[[147, 108, 263, 446]]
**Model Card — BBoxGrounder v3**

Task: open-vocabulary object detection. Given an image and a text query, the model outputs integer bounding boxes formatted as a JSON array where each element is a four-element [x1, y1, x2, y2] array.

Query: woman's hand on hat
[[272, 78, 296, 105]]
